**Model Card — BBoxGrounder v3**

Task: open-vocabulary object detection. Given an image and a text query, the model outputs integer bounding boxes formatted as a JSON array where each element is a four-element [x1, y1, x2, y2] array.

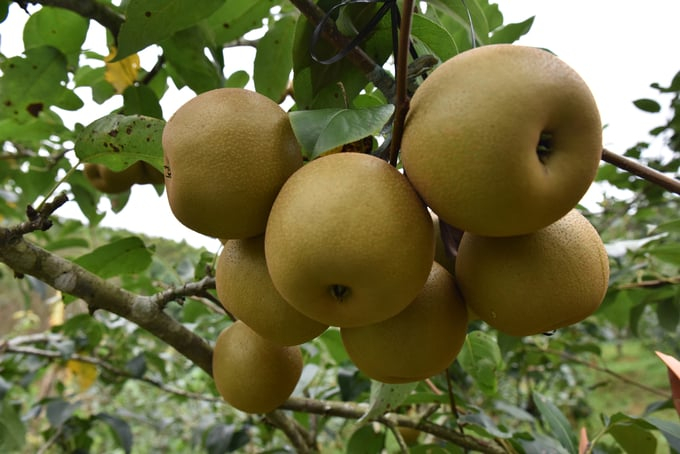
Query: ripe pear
[[83, 161, 146, 194], [455, 209, 610, 336], [212, 320, 302, 413], [341, 261, 468, 383], [401, 44, 602, 237], [162, 88, 302, 239], [216, 236, 328, 346], [138, 161, 165, 185], [264, 152, 435, 328]]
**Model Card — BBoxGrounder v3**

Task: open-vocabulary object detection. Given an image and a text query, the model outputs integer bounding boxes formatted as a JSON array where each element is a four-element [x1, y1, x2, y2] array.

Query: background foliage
[[0, 0, 679, 453]]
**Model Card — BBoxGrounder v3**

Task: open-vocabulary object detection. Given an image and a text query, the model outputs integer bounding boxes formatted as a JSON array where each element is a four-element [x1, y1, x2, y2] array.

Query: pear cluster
[[162, 44, 610, 415]]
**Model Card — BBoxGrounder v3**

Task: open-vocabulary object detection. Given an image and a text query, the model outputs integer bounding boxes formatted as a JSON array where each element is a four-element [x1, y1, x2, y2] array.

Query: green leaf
[[642, 416, 680, 451], [254, 15, 297, 102], [205, 0, 272, 45], [532, 391, 577, 454], [23, 6, 89, 67], [0, 0, 9, 23], [457, 331, 502, 396], [74, 237, 153, 278], [74, 114, 165, 172], [46, 399, 81, 428], [657, 299, 680, 331], [225, 70, 250, 89], [292, 3, 392, 110], [288, 105, 394, 160], [347, 425, 385, 454], [319, 328, 349, 364], [608, 420, 658, 454], [0, 46, 79, 123], [655, 218, 680, 233], [460, 411, 513, 439], [0, 400, 26, 452], [74, 66, 117, 104], [116, 0, 224, 59], [428, 0, 490, 47], [161, 26, 223, 94], [96, 413, 133, 454], [646, 243, 680, 266], [411, 14, 458, 61], [360, 381, 418, 422], [490, 16, 535, 44], [633, 98, 662, 113], [122, 85, 163, 119], [338, 366, 371, 402]]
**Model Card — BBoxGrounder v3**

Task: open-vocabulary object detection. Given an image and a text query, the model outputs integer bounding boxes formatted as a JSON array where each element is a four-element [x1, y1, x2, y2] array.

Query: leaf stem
[[36, 159, 80, 212], [388, 0, 416, 167]]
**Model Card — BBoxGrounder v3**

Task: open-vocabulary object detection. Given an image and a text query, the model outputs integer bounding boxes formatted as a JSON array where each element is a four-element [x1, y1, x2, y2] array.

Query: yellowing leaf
[[66, 359, 98, 391], [105, 48, 140, 93], [49, 299, 64, 327]]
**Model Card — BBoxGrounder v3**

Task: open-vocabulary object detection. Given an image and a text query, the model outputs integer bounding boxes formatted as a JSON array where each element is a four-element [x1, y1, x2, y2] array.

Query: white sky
[[2, 2, 680, 250]]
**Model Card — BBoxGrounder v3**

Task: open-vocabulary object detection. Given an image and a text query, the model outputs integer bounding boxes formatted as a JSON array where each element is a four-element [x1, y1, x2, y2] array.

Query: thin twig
[[616, 276, 680, 290], [602, 148, 680, 196], [150, 276, 217, 308], [265, 410, 316, 453], [532, 347, 669, 398], [2, 344, 221, 402], [0, 192, 68, 244]]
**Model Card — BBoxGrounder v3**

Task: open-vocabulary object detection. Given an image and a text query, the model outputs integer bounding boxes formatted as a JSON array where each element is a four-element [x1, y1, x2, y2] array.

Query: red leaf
[[655, 351, 680, 418], [579, 427, 589, 454]]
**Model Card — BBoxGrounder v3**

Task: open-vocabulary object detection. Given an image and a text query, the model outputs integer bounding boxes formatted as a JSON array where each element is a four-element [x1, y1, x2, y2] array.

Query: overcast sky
[[2, 2, 679, 250]]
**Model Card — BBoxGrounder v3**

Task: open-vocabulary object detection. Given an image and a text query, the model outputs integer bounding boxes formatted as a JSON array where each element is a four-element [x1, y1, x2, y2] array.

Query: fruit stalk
[[601, 148, 680, 195], [389, 0, 416, 167]]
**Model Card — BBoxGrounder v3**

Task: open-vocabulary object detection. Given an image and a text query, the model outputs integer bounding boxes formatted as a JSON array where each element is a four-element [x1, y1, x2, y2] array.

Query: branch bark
[[15, 0, 124, 36], [602, 148, 680, 195], [0, 228, 214, 375]]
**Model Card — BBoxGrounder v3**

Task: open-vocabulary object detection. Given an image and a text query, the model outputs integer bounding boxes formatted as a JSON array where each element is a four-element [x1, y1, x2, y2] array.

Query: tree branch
[[15, 0, 124, 36], [265, 410, 317, 453], [289, 0, 395, 101], [0, 229, 214, 375], [1, 343, 221, 402], [280, 398, 507, 454], [602, 148, 680, 196]]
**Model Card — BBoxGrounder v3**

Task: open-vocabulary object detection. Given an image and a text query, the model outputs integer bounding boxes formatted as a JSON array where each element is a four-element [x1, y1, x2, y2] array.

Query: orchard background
[[1, 1, 680, 453]]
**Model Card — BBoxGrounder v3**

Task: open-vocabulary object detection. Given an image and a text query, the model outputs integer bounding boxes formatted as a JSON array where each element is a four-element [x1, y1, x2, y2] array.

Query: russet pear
[[264, 152, 435, 328], [401, 44, 602, 237]]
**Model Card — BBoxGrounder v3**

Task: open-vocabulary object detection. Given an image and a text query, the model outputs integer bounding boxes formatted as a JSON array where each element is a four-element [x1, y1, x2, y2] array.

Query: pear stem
[[388, 0, 416, 167]]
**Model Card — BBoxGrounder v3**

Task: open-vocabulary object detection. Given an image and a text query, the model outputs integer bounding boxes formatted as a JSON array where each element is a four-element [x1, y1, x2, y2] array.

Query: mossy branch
[[0, 197, 214, 374]]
